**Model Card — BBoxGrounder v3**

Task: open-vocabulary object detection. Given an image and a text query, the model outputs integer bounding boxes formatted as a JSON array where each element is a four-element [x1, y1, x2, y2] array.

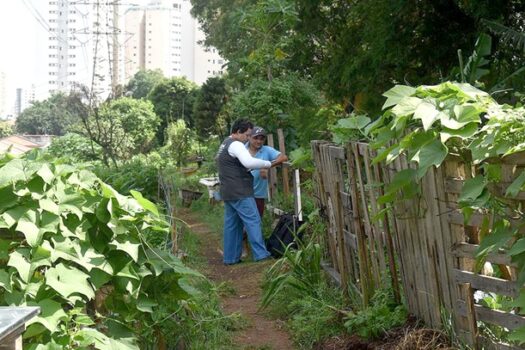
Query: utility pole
[[112, 0, 120, 94]]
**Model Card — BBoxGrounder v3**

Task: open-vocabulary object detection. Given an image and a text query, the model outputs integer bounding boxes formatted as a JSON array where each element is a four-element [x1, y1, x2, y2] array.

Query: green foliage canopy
[[124, 69, 165, 99], [147, 77, 199, 144], [82, 97, 160, 163], [15, 93, 81, 135], [0, 153, 201, 349], [193, 77, 228, 139], [46, 133, 102, 163]]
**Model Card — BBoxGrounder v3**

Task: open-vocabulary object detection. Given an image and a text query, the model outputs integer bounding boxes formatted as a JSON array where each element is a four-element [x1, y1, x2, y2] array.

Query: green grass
[[172, 199, 244, 350]]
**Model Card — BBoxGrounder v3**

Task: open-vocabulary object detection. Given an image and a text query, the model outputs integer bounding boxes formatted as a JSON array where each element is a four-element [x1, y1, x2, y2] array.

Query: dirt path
[[181, 209, 294, 350]]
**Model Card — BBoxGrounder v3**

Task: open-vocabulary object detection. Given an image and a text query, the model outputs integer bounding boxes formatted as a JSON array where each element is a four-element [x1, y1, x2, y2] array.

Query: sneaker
[[255, 255, 273, 263], [224, 259, 243, 266], [241, 248, 248, 259]]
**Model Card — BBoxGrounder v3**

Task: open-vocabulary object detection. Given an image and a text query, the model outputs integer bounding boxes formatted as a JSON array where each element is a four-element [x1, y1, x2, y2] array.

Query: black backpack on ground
[[265, 214, 305, 258]]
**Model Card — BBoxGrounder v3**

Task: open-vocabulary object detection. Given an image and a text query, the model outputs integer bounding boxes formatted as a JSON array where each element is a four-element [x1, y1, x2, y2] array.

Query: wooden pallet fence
[[311, 140, 400, 303], [441, 157, 525, 349], [312, 139, 525, 349]]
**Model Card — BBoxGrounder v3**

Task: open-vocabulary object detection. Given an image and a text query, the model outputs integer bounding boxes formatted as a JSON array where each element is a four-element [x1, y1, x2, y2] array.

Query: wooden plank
[[451, 243, 514, 266], [329, 145, 345, 160], [374, 159, 401, 303], [321, 143, 341, 273], [457, 301, 525, 330], [400, 155, 437, 326], [453, 269, 519, 297], [423, 167, 454, 324], [321, 261, 341, 287], [346, 143, 371, 305], [343, 229, 358, 250], [434, 165, 464, 326], [448, 211, 524, 232], [267, 134, 278, 200], [463, 283, 480, 349], [386, 156, 419, 316], [362, 146, 387, 275], [277, 129, 290, 195], [352, 143, 381, 288], [444, 160, 473, 340]]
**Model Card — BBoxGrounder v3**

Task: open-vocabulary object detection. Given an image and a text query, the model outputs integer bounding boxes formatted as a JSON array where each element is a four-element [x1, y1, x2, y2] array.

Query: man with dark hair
[[216, 119, 274, 265], [241, 126, 288, 258]]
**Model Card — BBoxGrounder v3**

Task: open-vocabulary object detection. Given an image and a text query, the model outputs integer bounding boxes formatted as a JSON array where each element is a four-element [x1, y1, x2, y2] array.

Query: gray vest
[[216, 137, 254, 201]]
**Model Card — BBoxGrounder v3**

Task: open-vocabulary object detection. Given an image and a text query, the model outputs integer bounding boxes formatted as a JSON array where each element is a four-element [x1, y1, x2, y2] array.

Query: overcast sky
[[0, 0, 152, 112], [0, 1, 43, 105]]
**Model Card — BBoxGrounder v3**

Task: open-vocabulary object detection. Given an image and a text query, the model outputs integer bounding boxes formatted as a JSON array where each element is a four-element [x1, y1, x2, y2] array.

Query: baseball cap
[[251, 126, 267, 137]]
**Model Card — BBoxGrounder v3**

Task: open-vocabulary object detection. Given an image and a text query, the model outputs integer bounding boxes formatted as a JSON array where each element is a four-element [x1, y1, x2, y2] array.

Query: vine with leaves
[[336, 81, 525, 343]]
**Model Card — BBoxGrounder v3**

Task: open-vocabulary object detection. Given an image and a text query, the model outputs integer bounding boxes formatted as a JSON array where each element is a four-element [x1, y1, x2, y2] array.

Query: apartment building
[[123, 0, 224, 85], [47, 0, 114, 97]]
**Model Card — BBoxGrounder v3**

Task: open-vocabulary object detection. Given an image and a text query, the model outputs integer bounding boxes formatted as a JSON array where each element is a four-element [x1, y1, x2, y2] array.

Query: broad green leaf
[[505, 171, 525, 198], [413, 100, 441, 130], [382, 85, 416, 109], [0, 159, 29, 186], [459, 175, 487, 205], [453, 104, 482, 125], [336, 115, 371, 130], [0, 269, 12, 292], [27, 299, 68, 333], [16, 210, 42, 247], [130, 190, 159, 217], [440, 123, 478, 143], [145, 248, 202, 277], [476, 220, 514, 258], [509, 238, 525, 257], [411, 139, 448, 179], [0, 239, 10, 260], [26, 340, 63, 350], [8, 250, 32, 283], [50, 236, 79, 262], [3, 206, 29, 228], [391, 97, 422, 117], [46, 263, 95, 300], [0, 185, 18, 210], [57, 192, 85, 219], [136, 295, 158, 313], [509, 325, 525, 344], [39, 198, 60, 215], [37, 164, 55, 184], [110, 240, 141, 262], [89, 268, 112, 289]]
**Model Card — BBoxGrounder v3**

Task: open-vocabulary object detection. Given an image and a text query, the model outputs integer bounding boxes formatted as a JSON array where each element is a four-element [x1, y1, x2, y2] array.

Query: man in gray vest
[[216, 119, 273, 265]]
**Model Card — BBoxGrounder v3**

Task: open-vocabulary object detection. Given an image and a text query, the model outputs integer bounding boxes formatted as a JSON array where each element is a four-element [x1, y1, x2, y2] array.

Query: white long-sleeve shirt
[[228, 140, 271, 169]]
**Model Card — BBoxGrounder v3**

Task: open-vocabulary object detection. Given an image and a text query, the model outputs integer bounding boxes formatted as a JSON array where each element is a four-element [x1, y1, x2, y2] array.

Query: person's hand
[[260, 168, 268, 179]]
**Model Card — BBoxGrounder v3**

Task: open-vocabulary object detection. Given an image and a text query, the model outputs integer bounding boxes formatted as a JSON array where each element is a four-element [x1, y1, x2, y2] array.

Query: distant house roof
[[0, 135, 43, 155]]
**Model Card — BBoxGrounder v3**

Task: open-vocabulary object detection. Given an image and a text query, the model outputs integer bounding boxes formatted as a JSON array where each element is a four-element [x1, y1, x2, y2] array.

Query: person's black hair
[[231, 119, 253, 134]]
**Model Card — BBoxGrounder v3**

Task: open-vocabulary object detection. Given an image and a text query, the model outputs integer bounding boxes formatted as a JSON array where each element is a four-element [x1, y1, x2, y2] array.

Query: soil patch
[[181, 209, 294, 350], [314, 317, 455, 350]]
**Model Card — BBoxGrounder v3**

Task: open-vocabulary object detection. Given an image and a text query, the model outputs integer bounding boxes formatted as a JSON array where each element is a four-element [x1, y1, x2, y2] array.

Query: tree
[[125, 69, 165, 99], [230, 74, 324, 148], [163, 119, 196, 166], [147, 77, 199, 144], [193, 77, 228, 139], [0, 122, 13, 138], [46, 133, 102, 162], [79, 97, 160, 165], [15, 93, 80, 135]]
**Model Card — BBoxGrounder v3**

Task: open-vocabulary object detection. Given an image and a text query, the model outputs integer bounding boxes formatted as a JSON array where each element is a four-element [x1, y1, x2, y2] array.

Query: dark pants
[[255, 198, 265, 218]]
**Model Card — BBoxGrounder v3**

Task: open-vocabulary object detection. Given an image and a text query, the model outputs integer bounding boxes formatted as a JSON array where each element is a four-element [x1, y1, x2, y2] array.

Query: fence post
[[277, 129, 290, 195], [267, 134, 278, 201], [293, 167, 302, 221]]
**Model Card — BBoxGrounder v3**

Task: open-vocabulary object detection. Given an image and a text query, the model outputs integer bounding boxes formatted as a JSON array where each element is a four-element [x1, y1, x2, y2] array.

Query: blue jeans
[[223, 197, 271, 264]]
